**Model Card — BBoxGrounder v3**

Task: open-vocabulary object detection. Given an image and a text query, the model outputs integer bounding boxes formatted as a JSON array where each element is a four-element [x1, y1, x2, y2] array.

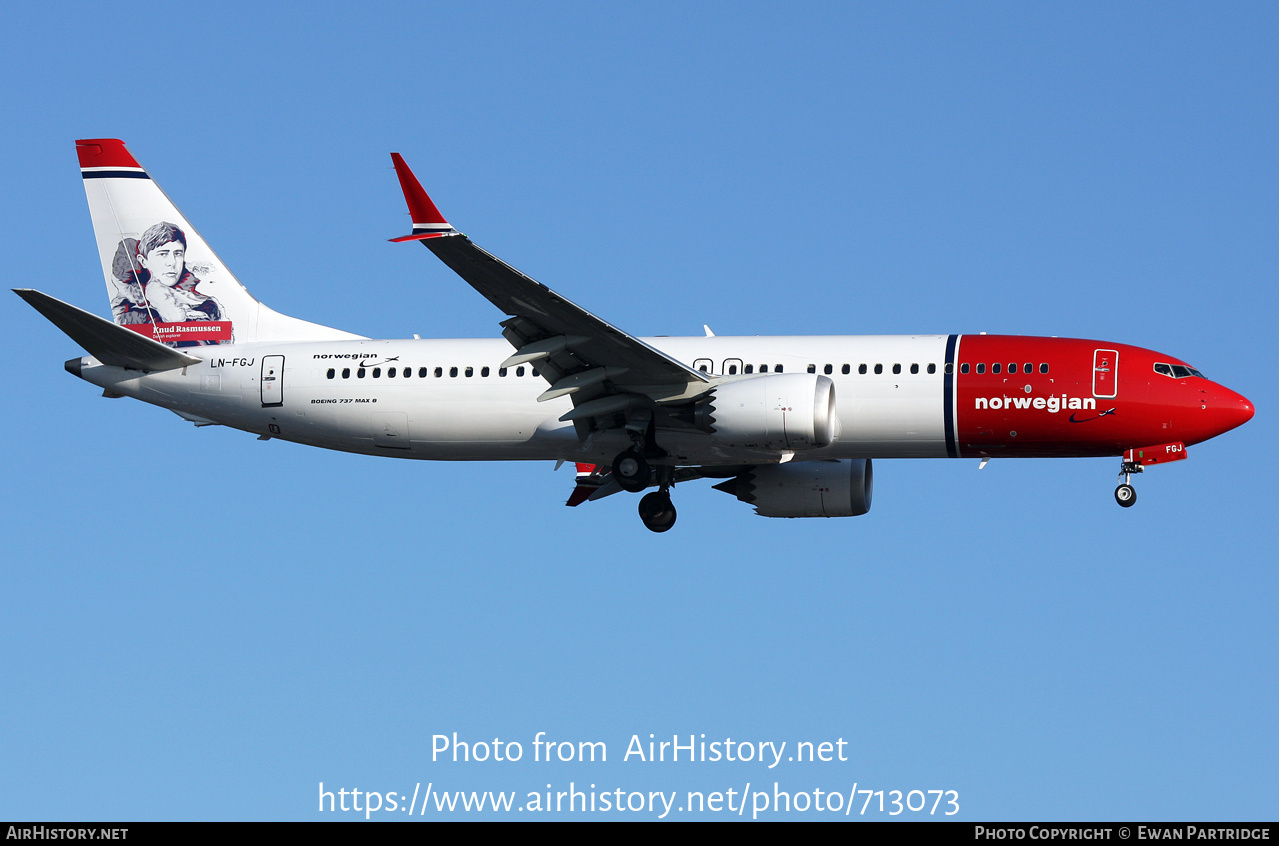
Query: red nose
[[1210, 386, 1254, 436]]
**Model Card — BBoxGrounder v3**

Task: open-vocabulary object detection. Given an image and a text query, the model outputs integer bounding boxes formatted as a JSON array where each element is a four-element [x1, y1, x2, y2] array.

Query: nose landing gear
[[1114, 460, 1142, 508]]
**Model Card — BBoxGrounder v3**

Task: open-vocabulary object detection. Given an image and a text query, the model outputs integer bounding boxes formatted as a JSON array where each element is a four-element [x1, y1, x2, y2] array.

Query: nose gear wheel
[[1114, 460, 1142, 508]]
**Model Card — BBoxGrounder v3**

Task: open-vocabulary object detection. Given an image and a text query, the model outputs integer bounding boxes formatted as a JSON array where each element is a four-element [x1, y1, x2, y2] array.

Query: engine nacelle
[[695, 373, 838, 450], [713, 459, 873, 518]]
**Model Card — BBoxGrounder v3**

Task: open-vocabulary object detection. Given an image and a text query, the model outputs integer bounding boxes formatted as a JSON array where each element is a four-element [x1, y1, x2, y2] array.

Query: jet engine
[[694, 373, 838, 450], [713, 459, 873, 518]]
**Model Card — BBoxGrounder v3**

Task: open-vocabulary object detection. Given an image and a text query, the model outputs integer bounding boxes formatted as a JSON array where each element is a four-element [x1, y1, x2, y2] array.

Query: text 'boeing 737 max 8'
[[16, 139, 1254, 531]]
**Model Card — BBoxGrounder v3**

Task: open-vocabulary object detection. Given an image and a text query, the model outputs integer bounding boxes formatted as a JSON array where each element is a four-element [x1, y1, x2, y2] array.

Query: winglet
[[566, 463, 609, 507], [389, 153, 457, 242]]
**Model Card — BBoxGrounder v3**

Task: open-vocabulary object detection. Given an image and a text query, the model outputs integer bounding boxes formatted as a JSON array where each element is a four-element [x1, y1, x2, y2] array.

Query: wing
[[389, 155, 710, 427]]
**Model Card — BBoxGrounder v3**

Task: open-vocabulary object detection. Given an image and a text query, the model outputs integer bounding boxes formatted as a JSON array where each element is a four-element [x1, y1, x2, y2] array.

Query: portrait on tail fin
[[110, 221, 231, 347]]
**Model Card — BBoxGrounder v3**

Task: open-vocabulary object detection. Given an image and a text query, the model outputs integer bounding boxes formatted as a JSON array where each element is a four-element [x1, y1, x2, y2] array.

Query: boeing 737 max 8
[[15, 139, 1254, 531]]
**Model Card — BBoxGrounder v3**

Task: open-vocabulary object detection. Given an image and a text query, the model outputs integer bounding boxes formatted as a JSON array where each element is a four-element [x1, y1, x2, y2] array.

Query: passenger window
[[893, 363, 901, 375], [728, 364, 737, 375], [419, 367, 427, 378], [928, 363, 937, 374], [910, 363, 919, 374], [744, 364, 754, 374], [434, 367, 443, 378], [374, 368, 382, 378], [824, 364, 833, 375], [807, 364, 815, 374], [465, 367, 474, 377], [976, 363, 985, 374], [449, 367, 458, 377], [326, 368, 335, 379], [403, 368, 411, 378], [960, 363, 969, 374], [699, 364, 709, 373], [760, 364, 768, 373], [517, 366, 525, 377], [1039, 363, 1049, 374], [874, 364, 883, 375], [532, 368, 539, 377], [499, 367, 508, 377], [387, 367, 395, 378], [775, 365, 784, 373], [842, 364, 850, 375], [1023, 363, 1031, 374], [341, 368, 350, 379], [992, 363, 1000, 374], [1006, 363, 1016, 374], [481, 366, 490, 377], [358, 368, 366, 379], [858, 364, 867, 375]]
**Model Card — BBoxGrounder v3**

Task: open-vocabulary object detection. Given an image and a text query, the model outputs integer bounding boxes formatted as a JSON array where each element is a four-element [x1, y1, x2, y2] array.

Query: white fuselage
[[78, 334, 953, 465]]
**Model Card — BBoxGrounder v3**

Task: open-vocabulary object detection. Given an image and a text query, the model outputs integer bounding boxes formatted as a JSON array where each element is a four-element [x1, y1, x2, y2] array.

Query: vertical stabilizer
[[76, 139, 361, 347]]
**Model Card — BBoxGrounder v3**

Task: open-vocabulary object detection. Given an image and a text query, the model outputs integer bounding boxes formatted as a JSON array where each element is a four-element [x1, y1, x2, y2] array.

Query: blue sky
[[1, 1, 1275, 821]]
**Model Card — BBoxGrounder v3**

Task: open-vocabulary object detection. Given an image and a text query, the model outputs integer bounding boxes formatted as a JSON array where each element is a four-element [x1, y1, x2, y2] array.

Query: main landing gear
[[1114, 459, 1142, 508], [638, 489, 677, 533], [612, 448, 651, 493], [612, 447, 677, 532]]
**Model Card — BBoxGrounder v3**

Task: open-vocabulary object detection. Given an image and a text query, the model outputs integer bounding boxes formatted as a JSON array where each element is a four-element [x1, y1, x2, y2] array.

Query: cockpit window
[[1154, 362, 1204, 379]]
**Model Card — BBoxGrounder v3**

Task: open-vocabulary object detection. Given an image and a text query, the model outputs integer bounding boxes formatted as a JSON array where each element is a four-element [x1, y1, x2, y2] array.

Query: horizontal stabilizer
[[15, 288, 201, 372]]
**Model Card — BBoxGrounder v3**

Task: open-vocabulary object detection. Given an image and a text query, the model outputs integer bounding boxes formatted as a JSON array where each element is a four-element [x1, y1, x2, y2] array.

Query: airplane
[[16, 139, 1254, 532]]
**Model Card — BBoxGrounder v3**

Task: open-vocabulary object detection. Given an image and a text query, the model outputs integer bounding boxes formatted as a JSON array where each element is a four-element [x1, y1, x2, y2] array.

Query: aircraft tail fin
[[15, 288, 200, 372], [75, 139, 361, 347]]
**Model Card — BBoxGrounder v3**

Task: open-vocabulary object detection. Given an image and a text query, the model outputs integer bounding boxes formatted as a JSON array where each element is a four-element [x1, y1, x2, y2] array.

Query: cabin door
[[1092, 349, 1118, 398], [261, 355, 284, 407]]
